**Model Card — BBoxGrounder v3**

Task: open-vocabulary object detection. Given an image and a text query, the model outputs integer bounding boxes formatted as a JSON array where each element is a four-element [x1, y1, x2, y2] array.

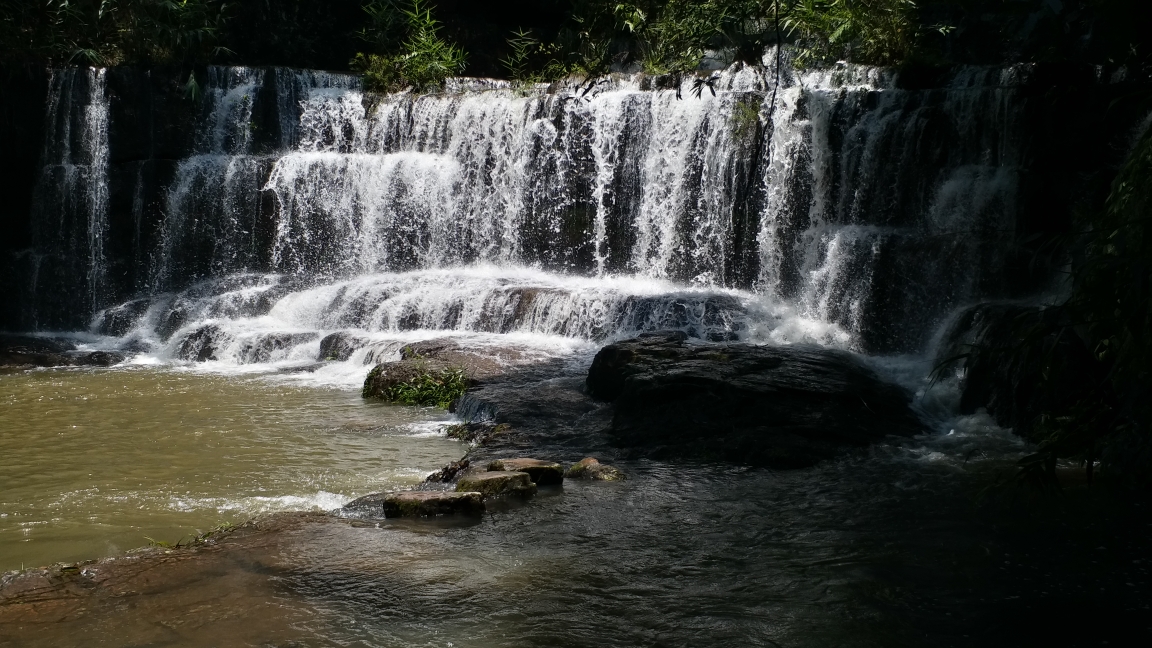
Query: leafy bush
[[0, 0, 230, 66], [351, 0, 466, 93], [782, 0, 918, 65], [501, 28, 572, 85]]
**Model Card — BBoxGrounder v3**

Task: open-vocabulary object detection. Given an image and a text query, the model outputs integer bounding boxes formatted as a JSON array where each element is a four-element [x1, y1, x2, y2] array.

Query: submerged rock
[[455, 471, 537, 497], [587, 331, 922, 468], [382, 491, 485, 518], [0, 335, 128, 368], [487, 458, 564, 486], [565, 457, 625, 481]]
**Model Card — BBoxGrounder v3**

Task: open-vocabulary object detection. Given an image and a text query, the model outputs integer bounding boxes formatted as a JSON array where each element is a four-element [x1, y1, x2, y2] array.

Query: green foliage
[[351, 0, 466, 93], [615, 0, 717, 74], [501, 28, 572, 85], [0, 0, 230, 66], [559, 0, 916, 79], [782, 0, 918, 66], [383, 366, 470, 408], [730, 94, 762, 138]]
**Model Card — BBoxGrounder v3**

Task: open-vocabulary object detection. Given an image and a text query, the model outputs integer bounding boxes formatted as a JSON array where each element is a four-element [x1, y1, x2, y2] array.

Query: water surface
[[0, 366, 463, 571]]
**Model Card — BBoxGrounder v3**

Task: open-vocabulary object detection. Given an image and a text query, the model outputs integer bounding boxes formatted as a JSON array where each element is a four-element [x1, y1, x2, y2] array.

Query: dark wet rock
[[236, 332, 318, 364], [565, 457, 625, 481], [936, 303, 1096, 439], [443, 422, 511, 445], [0, 334, 75, 354], [456, 471, 537, 497], [487, 458, 564, 486], [586, 331, 922, 468], [451, 359, 615, 460], [70, 351, 129, 367], [380, 491, 485, 518], [425, 458, 471, 483], [119, 339, 154, 354], [318, 331, 371, 362], [0, 336, 128, 367], [175, 325, 228, 362], [399, 337, 520, 380], [155, 301, 189, 342], [94, 298, 152, 336]]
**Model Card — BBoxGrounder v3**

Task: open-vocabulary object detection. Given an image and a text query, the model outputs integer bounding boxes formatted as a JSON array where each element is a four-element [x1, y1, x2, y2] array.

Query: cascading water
[[19, 59, 1040, 382], [20, 68, 110, 329]]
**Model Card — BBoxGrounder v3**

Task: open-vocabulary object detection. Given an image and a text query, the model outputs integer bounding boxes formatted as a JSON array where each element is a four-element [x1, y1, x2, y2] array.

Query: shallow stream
[[0, 366, 462, 571]]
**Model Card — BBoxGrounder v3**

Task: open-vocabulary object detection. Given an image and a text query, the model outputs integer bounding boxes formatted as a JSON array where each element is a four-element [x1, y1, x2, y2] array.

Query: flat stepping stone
[[383, 491, 485, 518], [565, 457, 625, 481], [456, 471, 537, 497], [487, 458, 564, 486]]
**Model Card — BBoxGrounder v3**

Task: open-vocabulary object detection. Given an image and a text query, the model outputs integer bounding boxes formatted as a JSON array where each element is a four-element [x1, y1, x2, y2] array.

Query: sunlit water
[[0, 366, 464, 571]]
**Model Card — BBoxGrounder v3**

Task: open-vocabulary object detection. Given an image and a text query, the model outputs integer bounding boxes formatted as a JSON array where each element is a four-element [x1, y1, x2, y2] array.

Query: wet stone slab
[[456, 471, 537, 498], [487, 458, 565, 486]]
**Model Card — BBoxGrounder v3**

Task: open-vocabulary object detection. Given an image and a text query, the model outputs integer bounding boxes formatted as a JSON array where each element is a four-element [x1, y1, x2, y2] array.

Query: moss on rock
[[487, 458, 564, 486], [382, 491, 485, 518], [455, 471, 537, 498]]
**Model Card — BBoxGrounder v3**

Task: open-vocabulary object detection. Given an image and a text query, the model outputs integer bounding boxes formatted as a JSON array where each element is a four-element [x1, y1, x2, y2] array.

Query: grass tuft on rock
[[381, 367, 469, 408]]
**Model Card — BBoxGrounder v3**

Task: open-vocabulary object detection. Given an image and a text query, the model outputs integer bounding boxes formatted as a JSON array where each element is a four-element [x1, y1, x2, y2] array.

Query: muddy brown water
[[0, 366, 463, 571], [2, 366, 1150, 647]]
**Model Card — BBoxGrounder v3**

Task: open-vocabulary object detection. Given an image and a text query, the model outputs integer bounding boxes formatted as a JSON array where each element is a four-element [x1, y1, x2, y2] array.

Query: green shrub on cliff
[[0, 0, 229, 66], [351, 0, 466, 92]]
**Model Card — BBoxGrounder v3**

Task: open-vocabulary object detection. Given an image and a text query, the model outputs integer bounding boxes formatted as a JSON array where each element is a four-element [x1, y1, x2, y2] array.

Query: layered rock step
[[456, 471, 538, 497], [487, 458, 564, 486], [343, 490, 485, 518]]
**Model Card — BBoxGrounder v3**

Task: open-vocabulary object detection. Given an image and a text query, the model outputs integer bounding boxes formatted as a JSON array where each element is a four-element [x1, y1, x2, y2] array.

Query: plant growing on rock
[[374, 364, 470, 408]]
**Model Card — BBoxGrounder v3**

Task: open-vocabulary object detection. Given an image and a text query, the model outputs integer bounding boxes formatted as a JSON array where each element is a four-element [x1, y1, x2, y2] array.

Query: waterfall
[[13, 60, 1055, 372], [24, 68, 110, 328]]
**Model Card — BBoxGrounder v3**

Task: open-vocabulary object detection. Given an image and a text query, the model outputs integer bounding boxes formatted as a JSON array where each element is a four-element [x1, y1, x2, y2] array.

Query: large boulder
[[399, 338, 522, 380], [586, 332, 922, 468], [456, 471, 537, 497], [361, 358, 470, 400], [487, 458, 564, 486]]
